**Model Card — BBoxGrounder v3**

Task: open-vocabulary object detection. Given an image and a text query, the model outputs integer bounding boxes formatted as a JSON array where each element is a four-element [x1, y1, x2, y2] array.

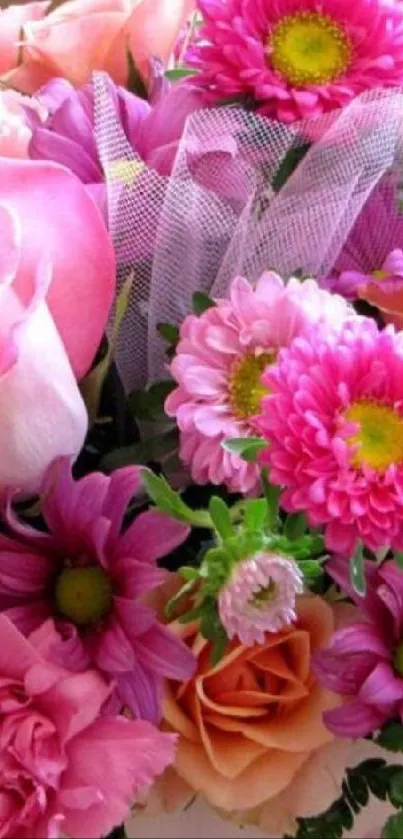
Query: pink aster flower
[[165, 271, 353, 494], [0, 460, 195, 723], [0, 615, 176, 839], [314, 557, 403, 738], [257, 317, 403, 556], [218, 552, 303, 646], [188, 0, 403, 123]]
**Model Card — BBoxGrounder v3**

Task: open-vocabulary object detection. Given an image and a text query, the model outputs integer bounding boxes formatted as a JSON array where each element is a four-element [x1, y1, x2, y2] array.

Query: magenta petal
[[90, 617, 135, 674], [114, 559, 168, 599], [116, 663, 163, 723], [0, 548, 51, 596], [113, 596, 155, 638], [50, 622, 91, 673], [103, 467, 142, 546], [118, 510, 190, 563], [4, 602, 51, 635], [134, 623, 196, 681], [359, 661, 403, 706], [323, 699, 386, 738]]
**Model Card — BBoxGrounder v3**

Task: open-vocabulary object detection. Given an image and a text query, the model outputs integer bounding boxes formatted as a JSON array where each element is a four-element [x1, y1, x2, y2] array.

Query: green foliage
[[285, 759, 403, 839], [208, 496, 234, 541], [165, 68, 199, 82], [377, 721, 403, 753], [157, 322, 180, 347], [382, 811, 403, 839], [126, 50, 148, 99], [272, 143, 311, 193], [192, 292, 216, 315], [350, 542, 366, 596], [141, 469, 211, 528], [128, 381, 175, 421], [222, 437, 267, 462]]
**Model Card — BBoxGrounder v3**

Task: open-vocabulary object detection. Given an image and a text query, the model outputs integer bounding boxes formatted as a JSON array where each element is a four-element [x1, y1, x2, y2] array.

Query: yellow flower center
[[271, 11, 351, 86], [345, 400, 403, 471], [55, 566, 113, 627], [106, 159, 144, 187], [372, 269, 389, 281], [394, 641, 403, 676], [229, 352, 275, 419]]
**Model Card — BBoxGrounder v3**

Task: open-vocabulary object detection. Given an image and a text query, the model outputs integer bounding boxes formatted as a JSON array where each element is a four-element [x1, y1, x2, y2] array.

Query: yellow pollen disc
[[229, 352, 275, 420], [55, 566, 113, 627], [372, 269, 389, 281], [345, 400, 403, 471], [271, 11, 351, 86]]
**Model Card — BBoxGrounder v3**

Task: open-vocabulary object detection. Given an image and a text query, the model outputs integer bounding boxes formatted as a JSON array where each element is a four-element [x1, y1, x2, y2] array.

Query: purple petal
[[118, 511, 189, 563], [90, 616, 135, 674], [50, 622, 91, 672], [103, 467, 142, 547], [359, 661, 403, 706], [116, 663, 163, 723], [134, 623, 196, 681], [0, 549, 51, 596], [30, 129, 101, 183], [4, 602, 51, 635], [323, 699, 387, 738]]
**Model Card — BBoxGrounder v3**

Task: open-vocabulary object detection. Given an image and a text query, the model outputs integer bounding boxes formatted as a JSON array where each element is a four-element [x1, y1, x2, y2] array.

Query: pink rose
[[0, 90, 45, 158], [0, 157, 115, 380], [0, 203, 87, 493], [0, 615, 176, 839], [6, 0, 194, 93]]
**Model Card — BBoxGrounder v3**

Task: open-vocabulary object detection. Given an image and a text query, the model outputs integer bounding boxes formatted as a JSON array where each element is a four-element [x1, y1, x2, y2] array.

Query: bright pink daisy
[[257, 318, 403, 556], [314, 558, 403, 738], [0, 460, 195, 723], [188, 0, 403, 122], [165, 271, 353, 494]]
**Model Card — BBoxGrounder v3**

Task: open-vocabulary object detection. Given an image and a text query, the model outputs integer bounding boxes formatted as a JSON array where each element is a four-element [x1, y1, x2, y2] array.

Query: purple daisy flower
[[0, 459, 195, 723]]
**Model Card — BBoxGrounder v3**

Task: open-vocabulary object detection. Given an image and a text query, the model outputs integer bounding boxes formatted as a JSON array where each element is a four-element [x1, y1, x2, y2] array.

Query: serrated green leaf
[[350, 542, 366, 596], [389, 772, 403, 808], [377, 722, 403, 753], [141, 468, 211, 528], [284, 512, 308, 540], [157, 322, 180, 346], [382, 810, 403, 839], [298, 559, 324, 581], [244, 499, 268, 531], [209, 496, 233, 540], [192, 292, 215, 315]]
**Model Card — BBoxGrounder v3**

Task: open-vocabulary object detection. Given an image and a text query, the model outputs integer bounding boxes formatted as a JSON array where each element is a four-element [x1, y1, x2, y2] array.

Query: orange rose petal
[[196, 678, 268, 718], [163, 682, 200, 743], [174, 738, 309, 811], [283, 632, 311, 683], [237, 684, 338, 752], [296, 595, 335, 650], [216, 679, 309, 708], [198, 718, 267, 780]]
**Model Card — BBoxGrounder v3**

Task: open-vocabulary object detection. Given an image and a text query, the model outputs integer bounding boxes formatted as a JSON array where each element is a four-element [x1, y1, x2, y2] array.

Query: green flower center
[[394, 641, 403, 676], [55, 566, 113, 627], [251, 579, 276, 608]]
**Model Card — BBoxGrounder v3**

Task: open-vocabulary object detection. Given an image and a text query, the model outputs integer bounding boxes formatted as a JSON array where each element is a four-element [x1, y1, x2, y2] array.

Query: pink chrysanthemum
[[165, 271, 353, 494], [0, 460, 195, 723], [257, 318, 403, 556], [218, 552, 303, 646], [188, 0, 403, 122]]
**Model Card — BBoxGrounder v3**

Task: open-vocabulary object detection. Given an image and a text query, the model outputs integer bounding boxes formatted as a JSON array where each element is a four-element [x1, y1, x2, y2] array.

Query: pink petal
[[0, 159, 115, 379], [113, 596, 155, 637], [114, 560, 168, 599], [127, 0, 194, 79], [90, 616, 135, 673], [103, 466, 141, 546], [116, 663, 163, 723], [324, 699, 386, 738], [0, 615, 39, 680], [117, 510, 190, 563], [359, 661, 403, 706], [134, 623, 196, 681]]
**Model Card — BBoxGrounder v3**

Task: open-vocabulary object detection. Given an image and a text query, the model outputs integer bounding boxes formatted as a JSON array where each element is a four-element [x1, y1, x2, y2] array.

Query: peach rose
[[5, 0, 194, 94], [160, 595, 340, 814]]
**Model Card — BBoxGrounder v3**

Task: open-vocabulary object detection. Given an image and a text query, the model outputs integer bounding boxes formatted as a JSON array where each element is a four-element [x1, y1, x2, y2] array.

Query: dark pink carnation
[[0, 460, 195, 723], [0, 616, 176, 838]]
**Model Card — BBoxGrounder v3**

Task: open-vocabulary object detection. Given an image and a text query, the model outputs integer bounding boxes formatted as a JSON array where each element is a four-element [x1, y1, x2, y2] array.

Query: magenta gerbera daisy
[[165, 271, 353, 494], [257, 318, 403, 556], [0, 460, 195, 723], [188, 0, 403, 122]]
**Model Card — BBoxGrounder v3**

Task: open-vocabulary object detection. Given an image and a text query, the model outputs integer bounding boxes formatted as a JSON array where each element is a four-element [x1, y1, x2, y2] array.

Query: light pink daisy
[[257, 318, 403, 556], [188, 0, 403, 122], [165, 271, 353, 494], [218, 552, 303, 646]]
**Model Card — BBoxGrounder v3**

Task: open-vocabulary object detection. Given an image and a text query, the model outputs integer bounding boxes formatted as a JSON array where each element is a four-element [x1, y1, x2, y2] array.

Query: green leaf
[[192, 292, 216, 315], [165, 68, 199, 81], [261, 471, 281, 531], [284, 512, 307, 541], [244, 499, 268, 531], [272, 143, 311, 192], [382, 810, 403, 839], [222, 437, 266, 462], [298, 559, 324, 582], [180, 567, 200, 582], [166, 579, 197, 619], [350, 542, 366, 596], [389, 772, 403, 808], [394, 551, 403, 569], [157, 322, 180, 346], [128, 380, 175, 421], [210, 627, 229, 666], [141, 468, 211, 528], [208, 496, 233, 540], [377, 722, 403, 753], [126, 49, 148, 99]]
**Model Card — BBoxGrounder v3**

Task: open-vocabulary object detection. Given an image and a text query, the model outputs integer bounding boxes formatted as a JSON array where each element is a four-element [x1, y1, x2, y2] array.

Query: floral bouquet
[[4, 0, 403, 837]]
